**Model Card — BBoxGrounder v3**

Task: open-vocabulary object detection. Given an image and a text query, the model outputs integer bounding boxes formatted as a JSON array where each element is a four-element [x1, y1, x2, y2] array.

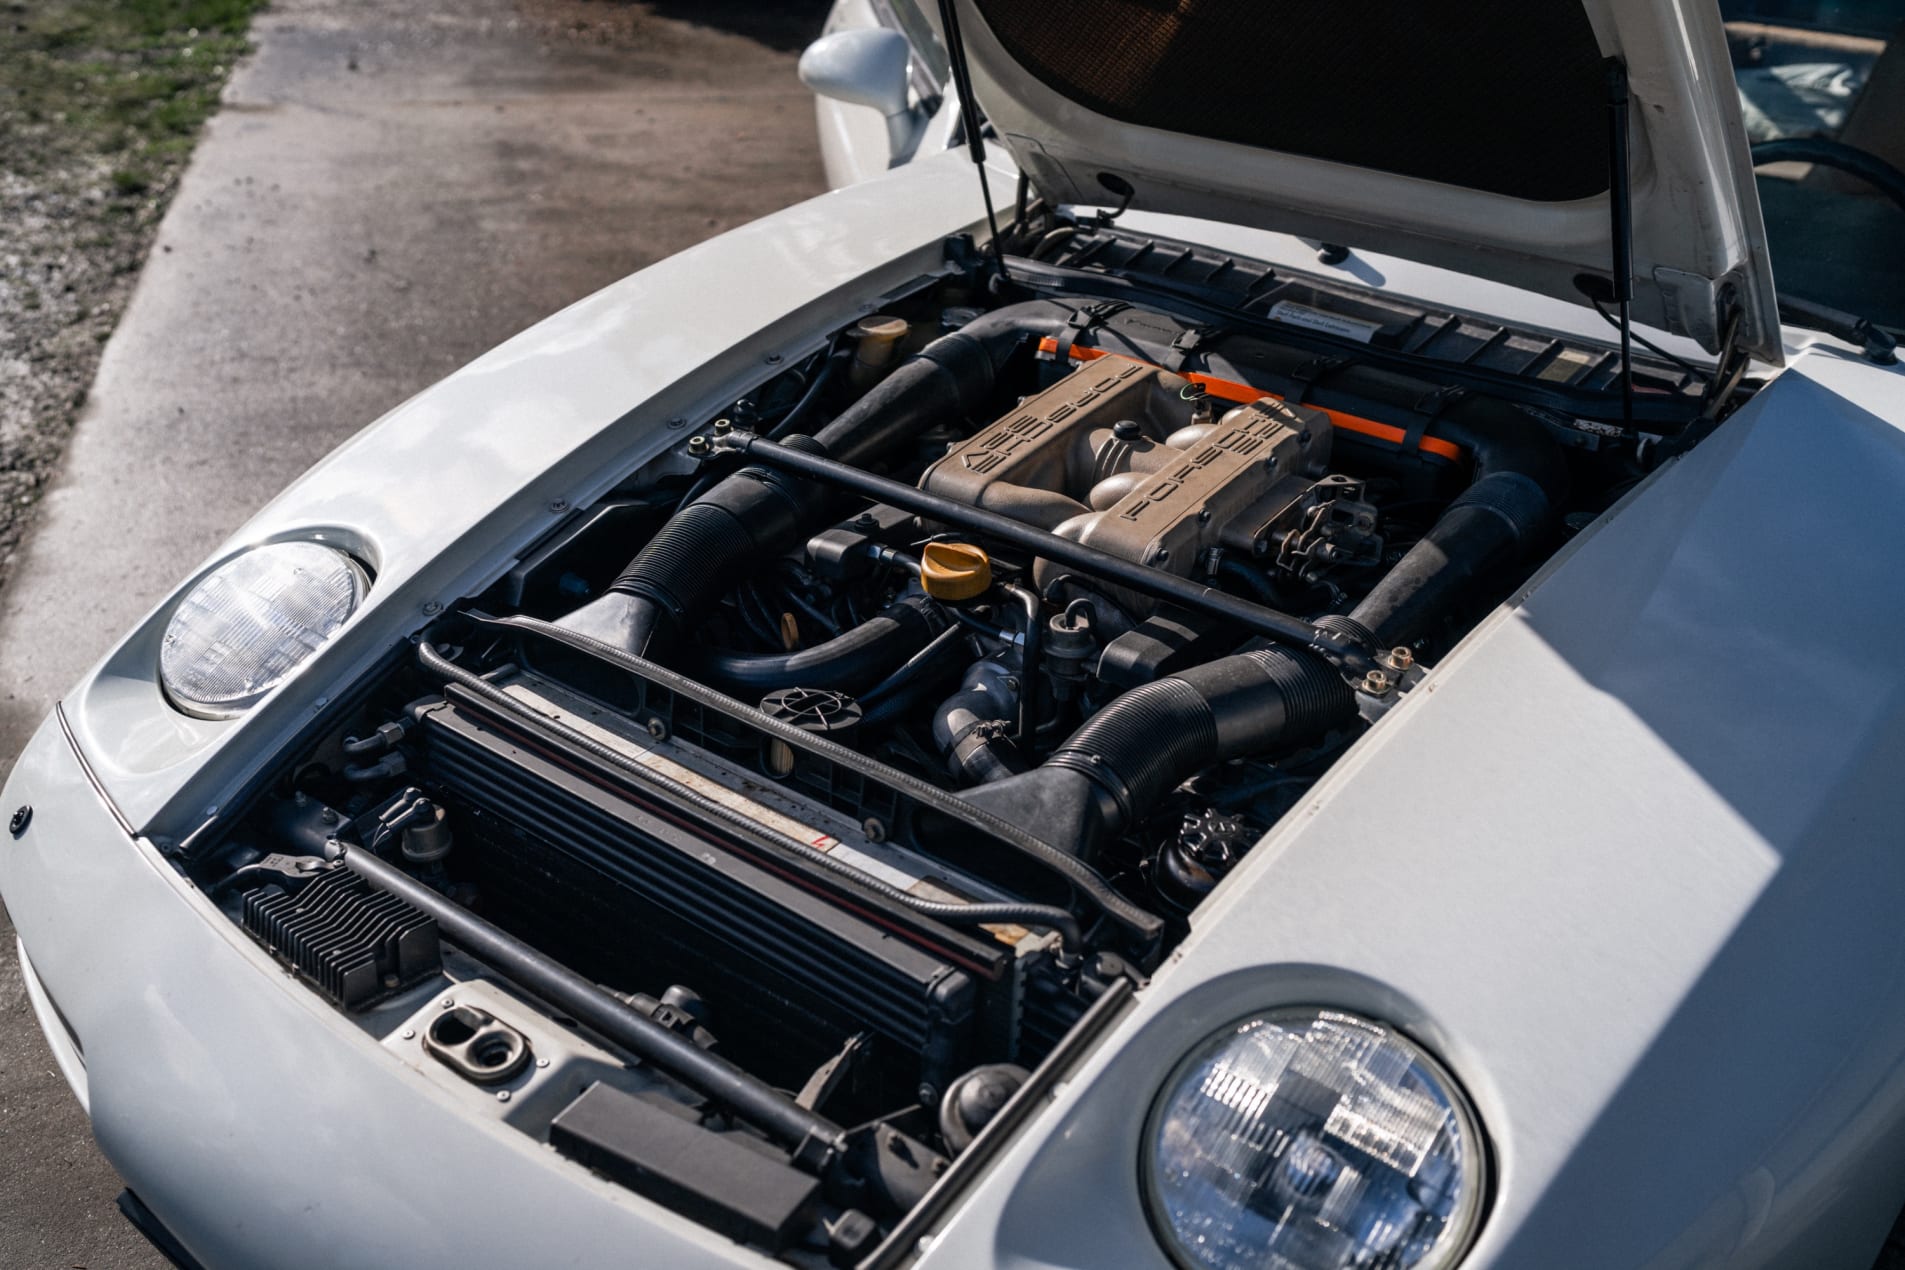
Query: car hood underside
[[949, 0, 1782, 362]]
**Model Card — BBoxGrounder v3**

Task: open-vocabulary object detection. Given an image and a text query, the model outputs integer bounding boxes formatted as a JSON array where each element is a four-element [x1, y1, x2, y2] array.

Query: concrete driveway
[[0, 0, 827, 1261]]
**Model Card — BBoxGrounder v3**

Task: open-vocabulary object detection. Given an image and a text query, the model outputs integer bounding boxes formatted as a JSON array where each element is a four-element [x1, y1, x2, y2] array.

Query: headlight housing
[[1143, 1008, 1486, 1270], [159, 541, 369, 718]]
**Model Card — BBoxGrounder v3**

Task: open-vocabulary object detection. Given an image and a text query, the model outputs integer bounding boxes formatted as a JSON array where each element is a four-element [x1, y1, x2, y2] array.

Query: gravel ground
[[0, 0, 822, 598], [0, 165, 137, 589], [0, 0, 264, 596], [1, 0, 827, 1261]]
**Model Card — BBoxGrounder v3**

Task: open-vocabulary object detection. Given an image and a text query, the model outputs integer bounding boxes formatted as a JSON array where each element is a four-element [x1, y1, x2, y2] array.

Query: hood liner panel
[[975, 0, 1611, 203]]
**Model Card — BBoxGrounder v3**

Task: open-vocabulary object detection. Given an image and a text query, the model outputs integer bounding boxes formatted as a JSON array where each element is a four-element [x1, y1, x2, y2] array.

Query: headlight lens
[[160, 542, 369, 718], [1143, 1008, 1485, 1270]]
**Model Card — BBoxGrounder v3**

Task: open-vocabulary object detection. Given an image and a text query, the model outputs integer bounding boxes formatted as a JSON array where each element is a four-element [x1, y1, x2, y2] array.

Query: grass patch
[[0, 0, 265, 592], [1, 0, 267, 187]]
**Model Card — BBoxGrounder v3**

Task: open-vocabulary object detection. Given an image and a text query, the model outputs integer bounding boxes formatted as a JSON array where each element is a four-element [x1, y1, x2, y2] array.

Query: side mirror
[[799, 29, 921, 165]]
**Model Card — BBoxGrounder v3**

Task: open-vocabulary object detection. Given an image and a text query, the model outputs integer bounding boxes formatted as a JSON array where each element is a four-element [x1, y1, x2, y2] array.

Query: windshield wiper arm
[[1778, 295, 1899, 365]]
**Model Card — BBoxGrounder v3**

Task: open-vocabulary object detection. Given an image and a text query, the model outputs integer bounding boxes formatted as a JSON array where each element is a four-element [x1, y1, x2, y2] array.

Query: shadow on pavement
[[649, 0, 833, 52]]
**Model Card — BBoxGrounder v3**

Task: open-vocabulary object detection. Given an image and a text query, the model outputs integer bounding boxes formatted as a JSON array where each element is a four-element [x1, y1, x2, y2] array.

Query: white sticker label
[[1268, 300, 1383, 344]]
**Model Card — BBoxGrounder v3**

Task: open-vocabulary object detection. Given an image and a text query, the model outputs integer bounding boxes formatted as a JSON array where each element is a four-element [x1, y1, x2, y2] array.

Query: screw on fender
[[9, 805, 31, 837]]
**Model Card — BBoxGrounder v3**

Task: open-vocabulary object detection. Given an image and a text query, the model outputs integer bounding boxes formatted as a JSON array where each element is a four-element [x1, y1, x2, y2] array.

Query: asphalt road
[[0, 1, 827, 1262]]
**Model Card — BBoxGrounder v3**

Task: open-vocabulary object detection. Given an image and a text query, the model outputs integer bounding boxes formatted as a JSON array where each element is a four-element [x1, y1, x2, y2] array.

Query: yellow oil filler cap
[[919, 542, 992, 601]]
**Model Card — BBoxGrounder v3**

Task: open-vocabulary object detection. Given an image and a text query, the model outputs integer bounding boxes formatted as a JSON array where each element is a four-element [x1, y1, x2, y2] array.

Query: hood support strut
[[936, 0, 1008, 278], [1606, 57, 1636, 424]]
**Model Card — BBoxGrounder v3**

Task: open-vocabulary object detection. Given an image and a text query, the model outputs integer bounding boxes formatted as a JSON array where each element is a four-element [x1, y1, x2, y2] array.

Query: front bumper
[[18, 935, 89, 1112], [0, 713, 775, 1269]]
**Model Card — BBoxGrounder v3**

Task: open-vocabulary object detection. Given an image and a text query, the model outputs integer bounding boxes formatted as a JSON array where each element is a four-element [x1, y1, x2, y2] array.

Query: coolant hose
[[559, 300, 1085, 655], [859, 624, 971, 730], [933, 658, 1024, 785], [697, 594, 945, 695], [1315, 376, 1567, 649], [1346, 470, 1553, 647], [962, 646, 1353, 857]]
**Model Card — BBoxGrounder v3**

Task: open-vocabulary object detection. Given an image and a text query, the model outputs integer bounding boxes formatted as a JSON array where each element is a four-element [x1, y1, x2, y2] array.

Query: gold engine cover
[[918, 356, 1335, 593]]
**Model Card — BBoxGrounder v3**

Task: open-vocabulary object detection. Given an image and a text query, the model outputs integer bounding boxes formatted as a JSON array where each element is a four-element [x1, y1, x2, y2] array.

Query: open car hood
[[953, 0, 1783, 363]]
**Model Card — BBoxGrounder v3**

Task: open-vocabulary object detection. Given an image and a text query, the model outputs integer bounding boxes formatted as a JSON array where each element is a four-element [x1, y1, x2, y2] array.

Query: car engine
[[194, 225, 1713, 1262]]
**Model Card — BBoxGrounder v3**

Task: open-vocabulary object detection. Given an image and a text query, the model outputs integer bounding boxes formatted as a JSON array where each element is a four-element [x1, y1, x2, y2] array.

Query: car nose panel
[[0, 714, 773, 1270]]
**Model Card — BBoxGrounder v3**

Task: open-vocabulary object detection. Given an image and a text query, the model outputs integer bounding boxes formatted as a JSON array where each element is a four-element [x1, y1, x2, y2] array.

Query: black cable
[[673, 342, 843, 510], [774, 573, 842, 637], [948, 605, 1012, 644], [1590, 298, 1703, 376], [765, 342, 846, 441], [735, 582, 785, 649], [860, 623, 969, 708]]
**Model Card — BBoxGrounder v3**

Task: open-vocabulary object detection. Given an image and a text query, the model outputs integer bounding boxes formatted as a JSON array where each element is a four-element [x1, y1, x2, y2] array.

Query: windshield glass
[[1726, 0, 1905, 331]]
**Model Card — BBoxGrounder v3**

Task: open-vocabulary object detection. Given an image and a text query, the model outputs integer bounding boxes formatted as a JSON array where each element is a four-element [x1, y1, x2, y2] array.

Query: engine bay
[[188, 223, 1732, 1263]]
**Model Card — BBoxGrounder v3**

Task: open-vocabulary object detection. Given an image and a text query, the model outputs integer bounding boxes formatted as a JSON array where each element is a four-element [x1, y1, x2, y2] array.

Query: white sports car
[[5, 2, 1904, 1268]]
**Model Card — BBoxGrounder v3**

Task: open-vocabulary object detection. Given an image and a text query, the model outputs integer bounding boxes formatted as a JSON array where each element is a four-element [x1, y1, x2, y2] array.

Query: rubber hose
[[1347, 468, 1554, 647], [697, 595, 943, 696], [861, 623, 970, 709], [859, 641, 971, 730], [961, 646, 1353, 857], [559, 300, 1085, 655], [932, 659, 1025, 785]]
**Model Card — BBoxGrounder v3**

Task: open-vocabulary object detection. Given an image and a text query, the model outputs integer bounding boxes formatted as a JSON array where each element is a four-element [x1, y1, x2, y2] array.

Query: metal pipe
[[1005, 583, 1041, 742], [341, 844, 847, 1162], [720, 432, 1378, 673]]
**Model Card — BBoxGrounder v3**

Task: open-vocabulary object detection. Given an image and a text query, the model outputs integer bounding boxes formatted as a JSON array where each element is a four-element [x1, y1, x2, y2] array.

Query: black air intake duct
[[961, 646, 1354, 858], [559, 301, 1084, 656]]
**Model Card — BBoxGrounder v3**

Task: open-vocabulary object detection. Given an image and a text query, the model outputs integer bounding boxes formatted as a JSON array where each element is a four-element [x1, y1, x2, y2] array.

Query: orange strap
[[1035, 338, 1466, 465]]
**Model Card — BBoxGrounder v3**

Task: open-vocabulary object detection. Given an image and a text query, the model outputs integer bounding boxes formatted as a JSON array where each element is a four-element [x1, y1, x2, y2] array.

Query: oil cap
[[919, 542, 991, 601]]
